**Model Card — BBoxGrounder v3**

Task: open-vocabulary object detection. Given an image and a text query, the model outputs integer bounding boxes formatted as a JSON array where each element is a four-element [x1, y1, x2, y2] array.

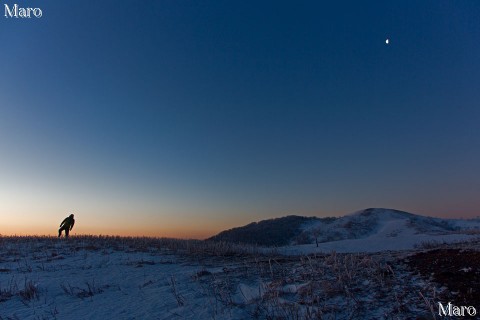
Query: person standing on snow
[[58, 214, 75, 238]]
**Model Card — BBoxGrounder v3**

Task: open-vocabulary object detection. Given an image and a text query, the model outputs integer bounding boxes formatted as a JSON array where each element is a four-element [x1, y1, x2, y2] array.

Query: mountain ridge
[[208, 208, 480, 247]]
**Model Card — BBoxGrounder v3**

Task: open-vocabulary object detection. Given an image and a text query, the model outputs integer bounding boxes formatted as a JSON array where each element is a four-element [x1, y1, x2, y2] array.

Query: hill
[[208, 208, 480, 248], [207, 215, 320, 246]]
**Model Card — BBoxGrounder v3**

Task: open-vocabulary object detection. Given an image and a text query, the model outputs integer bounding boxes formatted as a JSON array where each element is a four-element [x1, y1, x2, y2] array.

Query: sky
[[1, 1, 479, 238]]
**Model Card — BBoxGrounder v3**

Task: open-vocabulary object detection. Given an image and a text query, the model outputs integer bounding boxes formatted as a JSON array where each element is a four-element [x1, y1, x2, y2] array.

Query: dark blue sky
[[1, 1, 479, 236]]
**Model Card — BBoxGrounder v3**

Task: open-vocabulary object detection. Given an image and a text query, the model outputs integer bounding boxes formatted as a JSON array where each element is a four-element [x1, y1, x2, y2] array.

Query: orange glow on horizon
[[1, 223, 229, 240], [1, 207, 257, 240]]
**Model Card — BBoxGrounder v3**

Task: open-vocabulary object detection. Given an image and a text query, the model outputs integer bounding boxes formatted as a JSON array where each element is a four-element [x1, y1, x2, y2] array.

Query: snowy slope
[[296, 208, 480, 244], [209, 208, 480, 251], [282, 208, 480, 254]]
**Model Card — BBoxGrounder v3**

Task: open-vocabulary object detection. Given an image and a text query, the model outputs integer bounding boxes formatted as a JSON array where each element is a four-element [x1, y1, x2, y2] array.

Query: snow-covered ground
[[283, 215, 480, 255], [280, 208, 480, 254], [1, 234, 479, 319]]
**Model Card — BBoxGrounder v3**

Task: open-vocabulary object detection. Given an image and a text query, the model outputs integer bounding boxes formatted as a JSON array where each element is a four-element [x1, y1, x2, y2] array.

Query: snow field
[[1, 235, 469, 319]]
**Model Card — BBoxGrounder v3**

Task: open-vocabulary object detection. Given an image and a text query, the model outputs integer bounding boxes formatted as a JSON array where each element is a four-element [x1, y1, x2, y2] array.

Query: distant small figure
[[58, 214, 75, 238]]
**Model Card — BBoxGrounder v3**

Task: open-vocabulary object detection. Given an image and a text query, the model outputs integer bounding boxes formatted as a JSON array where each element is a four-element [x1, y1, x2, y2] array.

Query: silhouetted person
[[58, 214, 75, 238]]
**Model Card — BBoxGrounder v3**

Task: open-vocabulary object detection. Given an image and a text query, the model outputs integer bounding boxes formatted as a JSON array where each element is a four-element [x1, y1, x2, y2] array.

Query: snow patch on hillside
[[284, 208, 480, 254]]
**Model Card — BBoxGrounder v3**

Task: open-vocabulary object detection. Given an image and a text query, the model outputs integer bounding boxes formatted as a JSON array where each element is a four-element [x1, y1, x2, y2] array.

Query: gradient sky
[[1, 1, 479, 238]]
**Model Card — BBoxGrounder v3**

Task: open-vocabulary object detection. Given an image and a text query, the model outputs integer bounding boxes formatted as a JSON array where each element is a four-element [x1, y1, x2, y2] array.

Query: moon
[[385, 39, 390, 44]]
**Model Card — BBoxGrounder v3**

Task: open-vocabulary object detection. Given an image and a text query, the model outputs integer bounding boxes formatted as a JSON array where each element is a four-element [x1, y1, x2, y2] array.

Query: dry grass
[[2, 234, 478, 319]]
